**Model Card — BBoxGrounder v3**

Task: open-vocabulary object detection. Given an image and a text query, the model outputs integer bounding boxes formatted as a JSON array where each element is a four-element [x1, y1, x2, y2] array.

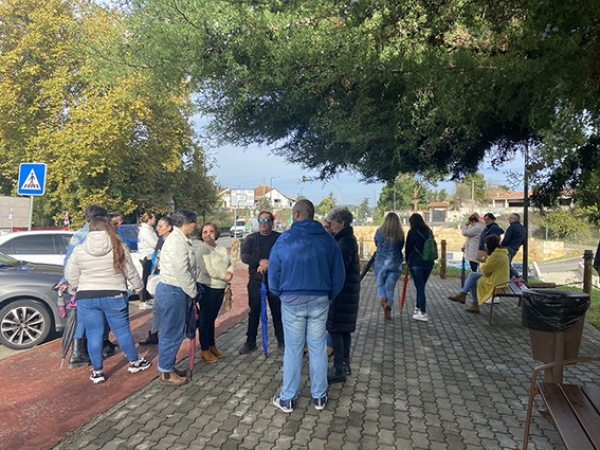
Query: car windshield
[[0, 251, 17, 266], [236, 220, 245, 226]]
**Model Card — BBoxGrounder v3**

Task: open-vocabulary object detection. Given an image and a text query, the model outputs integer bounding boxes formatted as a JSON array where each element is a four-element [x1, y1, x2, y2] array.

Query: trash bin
[[522, 288, 590, 383]]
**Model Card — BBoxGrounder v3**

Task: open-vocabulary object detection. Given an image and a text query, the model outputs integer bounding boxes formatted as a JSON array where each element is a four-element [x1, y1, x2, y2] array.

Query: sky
[[196, 118, 527, 207]]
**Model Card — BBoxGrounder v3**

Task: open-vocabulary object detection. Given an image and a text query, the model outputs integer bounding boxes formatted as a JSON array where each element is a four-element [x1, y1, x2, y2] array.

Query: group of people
[[448, 212, 527, 312], [372, 212, 436, 323]]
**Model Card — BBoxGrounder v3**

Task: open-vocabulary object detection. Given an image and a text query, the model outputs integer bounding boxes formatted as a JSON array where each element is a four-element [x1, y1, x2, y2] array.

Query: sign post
[[17, 163, 47, 231]]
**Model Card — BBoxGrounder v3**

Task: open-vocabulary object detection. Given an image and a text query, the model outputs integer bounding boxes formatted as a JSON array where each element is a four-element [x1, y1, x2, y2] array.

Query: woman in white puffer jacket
[[66, 217, 150, 384]]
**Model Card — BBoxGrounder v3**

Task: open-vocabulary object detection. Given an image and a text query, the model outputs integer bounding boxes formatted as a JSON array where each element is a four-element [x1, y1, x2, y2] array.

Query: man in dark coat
[[239, 210, 284, 354], [326, 207, 360, 384], [501, 213, 527, 278]]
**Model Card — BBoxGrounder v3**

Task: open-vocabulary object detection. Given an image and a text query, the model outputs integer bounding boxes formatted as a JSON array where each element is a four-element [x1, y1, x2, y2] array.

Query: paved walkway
[[45, 274, 600, 450]]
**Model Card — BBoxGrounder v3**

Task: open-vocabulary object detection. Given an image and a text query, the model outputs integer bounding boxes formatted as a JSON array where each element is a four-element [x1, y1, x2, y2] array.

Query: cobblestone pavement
[[54, 275, 600, 450]]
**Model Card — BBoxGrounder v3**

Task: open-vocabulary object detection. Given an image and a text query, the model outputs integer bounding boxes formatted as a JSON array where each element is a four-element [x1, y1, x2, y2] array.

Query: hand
[[257, 259, 269, 274], [461, 246, 465, 252], [224, 272, 233, 282], [56, 282, 68, 294]]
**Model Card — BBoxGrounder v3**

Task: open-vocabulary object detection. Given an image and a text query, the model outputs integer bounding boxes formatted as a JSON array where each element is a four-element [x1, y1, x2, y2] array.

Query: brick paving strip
[[5, 269, 600, 449], [0, 264, 250, 450]]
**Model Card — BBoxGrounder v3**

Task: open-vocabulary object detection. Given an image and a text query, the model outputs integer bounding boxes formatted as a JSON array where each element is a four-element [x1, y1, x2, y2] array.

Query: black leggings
[[469, 261, 479, 272], [198, 284, 224, 350], [140, 258, 153, 302], [330, 332, 351, 368]]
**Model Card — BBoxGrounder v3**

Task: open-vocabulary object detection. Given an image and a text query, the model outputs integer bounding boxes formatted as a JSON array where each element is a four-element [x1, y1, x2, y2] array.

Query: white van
[[230, 219, 247, 237]]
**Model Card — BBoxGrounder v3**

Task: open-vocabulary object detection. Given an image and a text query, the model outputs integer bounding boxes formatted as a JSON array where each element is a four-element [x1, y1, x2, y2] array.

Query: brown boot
[[380, 297, 388, 309], [209, 345, 226, 359], [160, 371, 188, 386], [384, 305, 392, 321], [326, 346, 333, 358], [173, 368, 187, 377], [448, 292, 467, 304], [465, 303, 480, 313], [200, 349, 218, 363]]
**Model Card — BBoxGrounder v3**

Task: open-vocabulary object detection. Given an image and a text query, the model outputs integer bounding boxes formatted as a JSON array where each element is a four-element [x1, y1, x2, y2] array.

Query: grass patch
[[557, 285, 600, 330]]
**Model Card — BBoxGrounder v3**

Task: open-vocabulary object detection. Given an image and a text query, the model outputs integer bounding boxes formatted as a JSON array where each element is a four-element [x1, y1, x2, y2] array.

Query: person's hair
[[158, 216, 174, 232], [468, 213, 480, 223], [293, 199, 314, 220], [171, 209, 197, 227], [409, 213, 431, 233], [484, 234, 502, 255], [484, 212, 496, 221], [198, 222, 220, 241], [140, 212, 155, 224], [511, 212, 521, 221], [378, 212, 404, 243], [88, 217, 126, 273], [326, 206, 353, 228], [258, 211, 274, 222], [84, 205, 108, 222], [108, 212, 122, 221]]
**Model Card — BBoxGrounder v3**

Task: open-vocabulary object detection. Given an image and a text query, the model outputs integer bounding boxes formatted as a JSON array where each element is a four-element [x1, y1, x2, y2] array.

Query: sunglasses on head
[[258, 218, 271, 223]]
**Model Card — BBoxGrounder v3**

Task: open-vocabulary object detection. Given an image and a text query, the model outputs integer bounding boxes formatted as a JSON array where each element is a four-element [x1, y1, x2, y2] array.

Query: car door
[[9, 234, 59, 265]]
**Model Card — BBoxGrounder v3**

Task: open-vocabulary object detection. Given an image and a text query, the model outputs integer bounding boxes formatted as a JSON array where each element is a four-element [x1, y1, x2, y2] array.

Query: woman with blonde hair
[[66, 217, 150, 384], [373, 212, 405, 321]]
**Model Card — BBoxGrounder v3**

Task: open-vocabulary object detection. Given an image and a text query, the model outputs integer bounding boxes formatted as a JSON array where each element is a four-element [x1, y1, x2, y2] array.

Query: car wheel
[[0, 299, 53, 350]]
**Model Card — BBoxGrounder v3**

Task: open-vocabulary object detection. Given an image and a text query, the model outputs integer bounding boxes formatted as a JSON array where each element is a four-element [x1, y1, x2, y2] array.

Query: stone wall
[[354, 225, 565, 262]]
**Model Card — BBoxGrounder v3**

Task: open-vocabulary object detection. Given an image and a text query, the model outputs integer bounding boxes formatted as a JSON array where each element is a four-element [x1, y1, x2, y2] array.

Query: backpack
[[416, 230, 438, 261]]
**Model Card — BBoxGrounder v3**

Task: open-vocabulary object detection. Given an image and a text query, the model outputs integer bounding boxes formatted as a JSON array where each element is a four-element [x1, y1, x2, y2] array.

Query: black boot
[[139, 331, 158, 345], [69, 338, 91, 368], [102, 340, 117, 358], [327, 365, 347, 384], [343, 359, 352, 376]]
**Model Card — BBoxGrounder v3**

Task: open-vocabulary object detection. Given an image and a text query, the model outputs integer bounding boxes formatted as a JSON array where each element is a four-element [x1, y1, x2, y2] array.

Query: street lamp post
[[270, 176, 279, 205]]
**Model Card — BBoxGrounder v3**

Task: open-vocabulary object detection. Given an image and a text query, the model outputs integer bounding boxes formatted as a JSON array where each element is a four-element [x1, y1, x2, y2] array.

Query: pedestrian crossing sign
[[17, 163, 47, 196]]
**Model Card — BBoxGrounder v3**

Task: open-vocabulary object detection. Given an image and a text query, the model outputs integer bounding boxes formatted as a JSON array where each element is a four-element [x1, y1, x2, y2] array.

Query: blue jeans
[[77, 295, 139, 371], [280, 296, 329, 401], [156, 282, 190, 373], [409, 262, 434, 314], [461, 272, 483, 304], [507, 248, 519, 278], [374, 260, 402, 307]]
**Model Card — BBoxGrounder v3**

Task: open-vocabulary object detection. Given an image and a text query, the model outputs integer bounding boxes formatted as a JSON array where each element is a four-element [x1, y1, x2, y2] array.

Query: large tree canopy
[[118, 0, 600, 200], [0, 0, 219, 226]]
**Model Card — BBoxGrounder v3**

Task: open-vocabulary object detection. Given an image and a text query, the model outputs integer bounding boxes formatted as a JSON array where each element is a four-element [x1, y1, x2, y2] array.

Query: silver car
[[0, 252, 66, 349]]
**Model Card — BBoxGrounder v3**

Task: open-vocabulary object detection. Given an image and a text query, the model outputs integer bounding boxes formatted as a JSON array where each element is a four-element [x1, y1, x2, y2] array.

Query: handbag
[[146, 273, 160, 296], [223, 284, 232, 311]]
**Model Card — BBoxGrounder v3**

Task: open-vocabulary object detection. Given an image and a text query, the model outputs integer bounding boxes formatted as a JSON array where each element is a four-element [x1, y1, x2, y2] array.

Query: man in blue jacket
[[501, 213, 527, 278], [269, 199, 345, 413]]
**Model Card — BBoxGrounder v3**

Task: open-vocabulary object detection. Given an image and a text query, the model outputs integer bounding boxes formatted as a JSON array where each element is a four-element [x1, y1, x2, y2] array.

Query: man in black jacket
[[239, 211, 285, 354], [501, 213, 527, 278]]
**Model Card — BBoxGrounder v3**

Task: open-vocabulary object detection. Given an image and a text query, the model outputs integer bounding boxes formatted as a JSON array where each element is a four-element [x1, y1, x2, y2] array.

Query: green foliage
[[316, 194, 336, 217], [547, 208, 594, 243]]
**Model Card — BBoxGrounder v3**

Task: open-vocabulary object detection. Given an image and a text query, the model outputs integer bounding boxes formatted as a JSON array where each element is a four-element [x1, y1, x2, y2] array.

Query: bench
[[488, 281, 524, 325], [522, 357, 600, 450]]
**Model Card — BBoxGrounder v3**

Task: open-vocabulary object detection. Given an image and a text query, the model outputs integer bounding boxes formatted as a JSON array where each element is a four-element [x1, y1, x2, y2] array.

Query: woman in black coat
[[325, 206, 360, 384]]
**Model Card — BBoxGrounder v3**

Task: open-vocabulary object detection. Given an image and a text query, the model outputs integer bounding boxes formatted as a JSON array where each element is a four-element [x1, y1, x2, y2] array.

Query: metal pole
[[28, 196, 33, 231], [523, 142, 529, 283]]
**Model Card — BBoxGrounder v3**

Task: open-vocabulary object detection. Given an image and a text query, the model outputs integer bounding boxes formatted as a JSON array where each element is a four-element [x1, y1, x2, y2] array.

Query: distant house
[[254, 186, 295, 208], [487, 190, 532, 209], [427, 201, 451, 222], [218, 189, 232, 208]]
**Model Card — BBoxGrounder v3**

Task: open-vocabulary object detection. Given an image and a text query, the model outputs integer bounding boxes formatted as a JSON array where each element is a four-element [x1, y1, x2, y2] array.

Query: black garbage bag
[[522, 289, 590, 332]]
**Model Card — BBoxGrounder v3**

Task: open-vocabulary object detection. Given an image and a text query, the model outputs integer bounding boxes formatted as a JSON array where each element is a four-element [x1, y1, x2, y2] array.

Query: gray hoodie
[[65, 231, 143, 293]]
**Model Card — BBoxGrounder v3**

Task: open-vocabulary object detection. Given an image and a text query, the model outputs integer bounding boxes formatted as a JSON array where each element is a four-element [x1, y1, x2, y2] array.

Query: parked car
[[230, 219, 247, 237], [0, 230, 74, 265], [274, 220, 287, 232], [118, 224, 139, 251], [0, 252, 66, 349]]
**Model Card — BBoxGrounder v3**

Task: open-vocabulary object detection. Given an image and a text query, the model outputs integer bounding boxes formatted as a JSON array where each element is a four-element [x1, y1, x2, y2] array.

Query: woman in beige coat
[[461, 213, 485, 272]]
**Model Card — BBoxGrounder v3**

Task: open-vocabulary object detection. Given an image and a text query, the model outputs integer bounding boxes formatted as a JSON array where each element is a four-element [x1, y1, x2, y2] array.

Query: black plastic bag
[[521, 289, 590, 332]]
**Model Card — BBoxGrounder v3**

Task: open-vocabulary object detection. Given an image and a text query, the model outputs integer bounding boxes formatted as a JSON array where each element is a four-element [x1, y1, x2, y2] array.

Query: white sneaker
[[484, 297, 500, 305], [413, 307, 419, 316], [413, 312, 429, 322]]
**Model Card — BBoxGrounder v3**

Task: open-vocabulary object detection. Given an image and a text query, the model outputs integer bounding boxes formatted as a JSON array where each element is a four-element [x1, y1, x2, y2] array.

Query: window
[[12, 235, 56, 255], [54, 234, 72, 254]]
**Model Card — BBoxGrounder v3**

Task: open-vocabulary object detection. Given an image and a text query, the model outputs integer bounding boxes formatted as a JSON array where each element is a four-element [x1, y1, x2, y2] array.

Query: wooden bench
[[522, 357, 600, 450], [488, 281, 524, 325]]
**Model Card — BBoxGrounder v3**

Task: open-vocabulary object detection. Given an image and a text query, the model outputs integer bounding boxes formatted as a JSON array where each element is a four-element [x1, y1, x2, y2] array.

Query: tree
[[0, 0, 219, 226], [120, 0, 600, 198], [316, 193, 336, 216], [357, 197, 370, 219]]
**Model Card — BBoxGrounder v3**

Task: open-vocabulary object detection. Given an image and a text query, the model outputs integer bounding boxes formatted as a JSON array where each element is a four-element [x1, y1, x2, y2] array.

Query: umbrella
[[260, 275, 269, 357], [186, 285, 203, 379], [360, 252, 376, 282], [399, 269, 409, 313], [60, 295, 77, 369], [461, 252, 466, 288]]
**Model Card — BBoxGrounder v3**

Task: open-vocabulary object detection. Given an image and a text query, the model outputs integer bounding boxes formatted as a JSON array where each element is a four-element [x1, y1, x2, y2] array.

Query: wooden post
[[583, 249, 593, 294], [440, 239, 447, 279]]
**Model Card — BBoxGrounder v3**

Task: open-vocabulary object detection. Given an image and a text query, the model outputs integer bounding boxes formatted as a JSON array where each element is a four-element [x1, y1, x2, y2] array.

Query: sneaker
[[413, 307, 420, 316], [485, 297, 500, 305], [313, 396, 327, 411], [413, 312, 429, 322], [239, 342, 257, 354], [128, 358, 152, 373], [90, 370, 105, 384], [143, 300, 154, 309], [273, 395, 294, 413]]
